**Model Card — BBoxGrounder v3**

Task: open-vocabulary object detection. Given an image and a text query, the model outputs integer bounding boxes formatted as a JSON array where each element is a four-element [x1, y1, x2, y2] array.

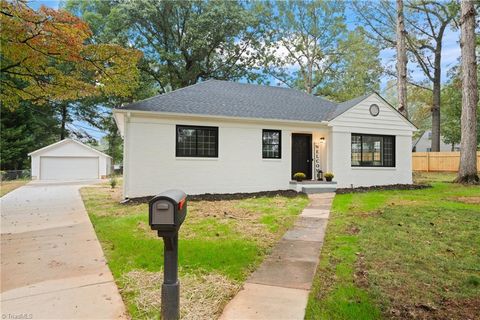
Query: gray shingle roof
[[118, 80, 367, 123]]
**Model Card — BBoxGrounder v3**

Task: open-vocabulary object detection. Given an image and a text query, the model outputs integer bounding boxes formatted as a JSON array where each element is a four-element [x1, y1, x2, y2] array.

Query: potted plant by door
[[293, 172, 306, 182], [324, 172, 334, 182]]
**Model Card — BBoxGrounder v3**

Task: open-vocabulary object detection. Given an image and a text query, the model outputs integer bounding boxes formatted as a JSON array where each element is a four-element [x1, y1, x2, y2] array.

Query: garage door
[[40, 157, 99, 180]]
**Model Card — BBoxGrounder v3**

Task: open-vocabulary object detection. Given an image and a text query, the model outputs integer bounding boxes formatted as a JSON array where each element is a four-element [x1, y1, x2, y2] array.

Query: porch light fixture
[[317, 170, 324, 181], [319, 137, 325, 143]]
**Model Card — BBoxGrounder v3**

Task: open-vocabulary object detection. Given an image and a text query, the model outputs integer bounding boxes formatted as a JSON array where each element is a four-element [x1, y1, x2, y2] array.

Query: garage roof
[[116, 80, 370, 123], [28, 139, 112, 158]]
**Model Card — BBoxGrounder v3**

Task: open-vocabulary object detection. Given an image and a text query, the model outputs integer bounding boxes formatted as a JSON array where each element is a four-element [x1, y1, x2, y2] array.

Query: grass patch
[[81, 182, 308, 319], [306, 173, 480, 320], [0, 179, 29, 197]]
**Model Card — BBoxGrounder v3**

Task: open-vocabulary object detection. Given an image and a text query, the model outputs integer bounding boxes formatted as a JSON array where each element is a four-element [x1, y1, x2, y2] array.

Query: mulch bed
[[125, 189, 306, 204], [336, 184, 431, 194], [124, 184, 430, 204]]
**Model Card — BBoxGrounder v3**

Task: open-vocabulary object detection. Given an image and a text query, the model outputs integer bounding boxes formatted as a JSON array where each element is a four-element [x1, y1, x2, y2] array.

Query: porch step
[[290, 180, 337, 194], [301, 186, 337, 194]]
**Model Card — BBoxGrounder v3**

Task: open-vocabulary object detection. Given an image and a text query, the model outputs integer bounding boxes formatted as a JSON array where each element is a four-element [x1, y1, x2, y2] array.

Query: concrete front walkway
[[220, 193, 334, 320], [1, 181, 126, 319]]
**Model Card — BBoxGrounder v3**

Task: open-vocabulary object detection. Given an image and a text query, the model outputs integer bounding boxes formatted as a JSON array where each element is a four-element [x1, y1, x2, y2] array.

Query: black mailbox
[[149, 189, 187, 235], [148, 189, 187, 320]]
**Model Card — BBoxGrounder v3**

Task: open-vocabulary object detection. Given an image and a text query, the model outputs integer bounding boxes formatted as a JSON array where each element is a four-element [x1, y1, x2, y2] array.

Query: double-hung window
[[176, 125, 218, 157], [351, 134, 395, 167], [262, 129, 281, 159]]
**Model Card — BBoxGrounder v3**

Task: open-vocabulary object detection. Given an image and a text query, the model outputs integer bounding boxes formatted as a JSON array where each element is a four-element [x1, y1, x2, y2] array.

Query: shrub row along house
[[113, 80, 416, 198]]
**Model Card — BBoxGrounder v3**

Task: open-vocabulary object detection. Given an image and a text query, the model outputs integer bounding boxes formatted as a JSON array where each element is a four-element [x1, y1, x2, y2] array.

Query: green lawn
[[0, 179, 29, 197], [80, 184, 308, 319], [306, 173, 480, 320]]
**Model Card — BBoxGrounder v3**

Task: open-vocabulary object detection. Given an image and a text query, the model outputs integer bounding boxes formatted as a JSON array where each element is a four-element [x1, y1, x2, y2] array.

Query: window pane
[[263, 145, 278, 158], [351, 135, 361, 166], [361, 136, 383, 166], [373, 139, 382, 165], [197, 128, 217, 157], [177, 126, 218, 157], [361, 136, 373, 165], [262, 130, 281, 158], [351, 134, 395, 167], [177, 128, 196, 157], [384, 136, 394, 166], [270, 131, 280, 144]]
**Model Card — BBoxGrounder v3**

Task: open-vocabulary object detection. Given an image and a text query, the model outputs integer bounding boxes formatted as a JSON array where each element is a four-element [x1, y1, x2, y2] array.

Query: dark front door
[[292, 133, 312, 180]]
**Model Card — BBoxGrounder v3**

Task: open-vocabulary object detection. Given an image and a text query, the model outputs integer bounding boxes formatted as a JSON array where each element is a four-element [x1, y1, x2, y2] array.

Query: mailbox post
[[149, 190, 187, 320]]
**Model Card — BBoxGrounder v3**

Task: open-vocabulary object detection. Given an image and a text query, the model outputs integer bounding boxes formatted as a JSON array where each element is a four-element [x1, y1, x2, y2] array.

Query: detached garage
[[29, 139, 112, 181]]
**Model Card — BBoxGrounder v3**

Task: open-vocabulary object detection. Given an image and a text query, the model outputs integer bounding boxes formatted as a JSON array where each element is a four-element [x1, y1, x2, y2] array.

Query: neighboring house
[[412, 130, 459, 152], [29, 139, 112, 180], [113, 80, 416, 198]]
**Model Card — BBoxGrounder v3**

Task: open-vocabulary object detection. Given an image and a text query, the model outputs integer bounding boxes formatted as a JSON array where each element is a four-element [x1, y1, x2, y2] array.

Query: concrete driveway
[[1, 181, 126, 319]]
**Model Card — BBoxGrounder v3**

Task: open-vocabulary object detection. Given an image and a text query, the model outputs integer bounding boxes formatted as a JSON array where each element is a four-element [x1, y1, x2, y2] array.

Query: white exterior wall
[[122, 113, 330, 197], [30, 140, 111, 179], [329, 94, 415, 188]]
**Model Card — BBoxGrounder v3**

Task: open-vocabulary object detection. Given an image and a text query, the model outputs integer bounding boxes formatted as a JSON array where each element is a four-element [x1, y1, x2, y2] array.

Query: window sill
[[351, 166, 396, 170], [262, 158, 282, 161], [175, 157, 219, 161]]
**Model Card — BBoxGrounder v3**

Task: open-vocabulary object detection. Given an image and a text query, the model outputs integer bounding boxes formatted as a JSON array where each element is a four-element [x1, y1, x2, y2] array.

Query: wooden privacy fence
[[412, 151, 480, 172]]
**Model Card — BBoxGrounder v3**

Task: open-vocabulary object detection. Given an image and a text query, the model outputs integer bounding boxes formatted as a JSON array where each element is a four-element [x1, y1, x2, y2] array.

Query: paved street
[[1, 181, 126, 319]]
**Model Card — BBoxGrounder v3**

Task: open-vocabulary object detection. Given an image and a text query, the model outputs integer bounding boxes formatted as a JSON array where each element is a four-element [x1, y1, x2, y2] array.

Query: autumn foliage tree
[[0, 0, 142, 108]]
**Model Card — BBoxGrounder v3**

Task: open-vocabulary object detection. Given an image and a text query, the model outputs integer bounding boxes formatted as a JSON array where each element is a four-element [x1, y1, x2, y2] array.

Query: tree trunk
[[60, 103, 68, 140], [396, 0, 408, 119], [108, 133, 115, 164], [455, 0, 479, 184], [108, 128, 120, 165], [305, 60, 313, 94], [431, 47, 442, 152], [431, 81, 441, 151]]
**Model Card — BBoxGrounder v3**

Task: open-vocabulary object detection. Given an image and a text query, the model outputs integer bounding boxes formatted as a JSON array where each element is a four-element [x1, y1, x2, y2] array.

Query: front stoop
[[289, 181, 337, 194], [219, 193, 334, 320]]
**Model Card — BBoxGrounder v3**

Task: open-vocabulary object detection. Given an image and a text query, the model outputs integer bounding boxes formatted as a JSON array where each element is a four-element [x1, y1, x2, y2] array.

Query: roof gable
[[28, 139, 112, 158], [326, 94, 371, 120], [329, 93, 417, 131]]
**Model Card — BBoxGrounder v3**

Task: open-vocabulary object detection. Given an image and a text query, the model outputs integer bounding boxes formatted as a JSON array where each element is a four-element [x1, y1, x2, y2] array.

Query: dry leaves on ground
[[452, 196, 480, 205], [184, 200, 281, 246]]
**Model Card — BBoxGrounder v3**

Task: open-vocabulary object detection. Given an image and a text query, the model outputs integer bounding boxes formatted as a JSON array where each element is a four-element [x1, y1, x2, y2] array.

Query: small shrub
[[110, 176, 118, 189], [20, 170, 31, 179], [324, 172, 334, 181], [293, 172, 306, 181]]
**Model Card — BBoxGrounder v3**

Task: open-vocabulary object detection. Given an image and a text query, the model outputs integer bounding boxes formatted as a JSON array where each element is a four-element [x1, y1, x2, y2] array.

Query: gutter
[[112, 108, 332, 128]]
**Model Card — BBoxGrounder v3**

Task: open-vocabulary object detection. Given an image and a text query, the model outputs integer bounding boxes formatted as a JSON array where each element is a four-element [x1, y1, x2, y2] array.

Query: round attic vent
[[369, 104, 380, 117]]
